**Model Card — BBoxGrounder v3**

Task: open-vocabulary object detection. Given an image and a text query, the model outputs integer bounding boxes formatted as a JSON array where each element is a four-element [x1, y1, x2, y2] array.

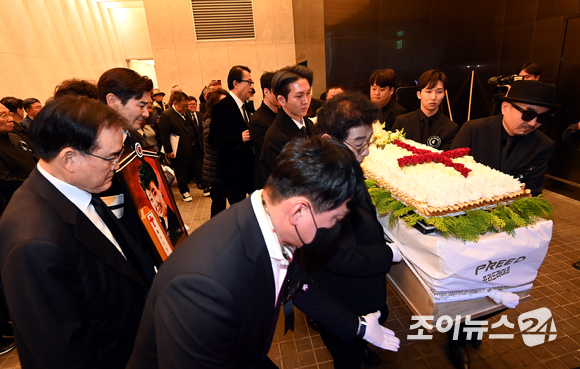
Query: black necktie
[[90, 195, 148, 283], [301, 125, 309, 139], [279, 259, 299, 334], [192, 113, 198, 128], [500, 136, 516, 168], [242, 106, 249, 124], [420, 117, 431, 143], [159, 216, 168, 233]]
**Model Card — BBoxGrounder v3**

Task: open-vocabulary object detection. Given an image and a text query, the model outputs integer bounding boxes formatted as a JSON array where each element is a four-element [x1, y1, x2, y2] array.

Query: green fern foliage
[[366, 182, 554, 243]]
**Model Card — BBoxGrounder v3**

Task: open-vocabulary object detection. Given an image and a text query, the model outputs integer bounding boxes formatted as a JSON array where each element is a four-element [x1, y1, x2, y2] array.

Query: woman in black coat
[[301, 92, 399, 368], [202, 88, 229, 217]]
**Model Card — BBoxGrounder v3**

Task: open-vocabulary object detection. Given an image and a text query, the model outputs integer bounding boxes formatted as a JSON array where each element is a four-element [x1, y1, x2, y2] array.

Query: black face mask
[[295, 205, 342, 251]]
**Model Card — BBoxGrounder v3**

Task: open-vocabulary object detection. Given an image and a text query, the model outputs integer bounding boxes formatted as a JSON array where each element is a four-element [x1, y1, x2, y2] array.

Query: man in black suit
[[392, 69, 458, 150], [0, 102, 36, 215], [158, 92, 202, 202], [208, 65, 255, 204], [97, 68, 154, 222], [0, 96, 156, 369], [326, 84, 345, 101], [369, 69, 407, 131], [248, 71, 279, 189], [260, 65, 315, 183], [451, 80, 558, 196], [127, 137, 399, 369], [98, 68, 153, 151], [306, 92, 401, 368], [187, 95, 209, 196], [20, 98, 42, 130], [448, 80, 557, 368]]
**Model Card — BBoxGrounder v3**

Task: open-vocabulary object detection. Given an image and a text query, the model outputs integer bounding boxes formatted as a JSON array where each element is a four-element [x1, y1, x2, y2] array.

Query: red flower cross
[[393, 140, 472, 177]]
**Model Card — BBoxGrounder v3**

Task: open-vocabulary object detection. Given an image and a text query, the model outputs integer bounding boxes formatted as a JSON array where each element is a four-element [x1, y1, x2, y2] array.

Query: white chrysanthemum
[[362, 137, 522, 208]]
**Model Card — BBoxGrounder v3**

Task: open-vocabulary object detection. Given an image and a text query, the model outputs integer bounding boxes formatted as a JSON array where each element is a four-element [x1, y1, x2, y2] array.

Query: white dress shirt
[[250, 189, 294, 306], [37, 163, 125, 258]]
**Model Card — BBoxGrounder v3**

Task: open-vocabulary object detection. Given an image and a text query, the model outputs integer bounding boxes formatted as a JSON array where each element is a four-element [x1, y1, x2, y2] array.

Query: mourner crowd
[[0, 60, 574, 369]]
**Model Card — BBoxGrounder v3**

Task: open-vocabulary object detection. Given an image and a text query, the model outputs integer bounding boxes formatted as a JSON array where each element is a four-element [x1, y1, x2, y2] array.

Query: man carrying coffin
[[127, 137, 400, 369], [451, 80, 557, 196]]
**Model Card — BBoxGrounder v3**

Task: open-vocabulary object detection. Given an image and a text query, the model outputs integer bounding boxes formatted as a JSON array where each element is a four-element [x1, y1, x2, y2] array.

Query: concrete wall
[[293, 0, 326, 97], [142, 0, 299, 101]]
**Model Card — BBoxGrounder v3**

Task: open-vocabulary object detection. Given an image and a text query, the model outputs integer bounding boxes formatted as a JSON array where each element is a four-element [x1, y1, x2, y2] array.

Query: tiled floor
[[2, 185, 580, 368]]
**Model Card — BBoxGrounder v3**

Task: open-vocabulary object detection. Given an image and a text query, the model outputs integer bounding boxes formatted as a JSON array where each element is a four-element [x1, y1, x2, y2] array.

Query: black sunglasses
[[509, 102, 554, 124]]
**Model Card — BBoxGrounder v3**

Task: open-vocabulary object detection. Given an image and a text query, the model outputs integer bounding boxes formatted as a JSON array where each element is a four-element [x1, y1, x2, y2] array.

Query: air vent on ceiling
[[191, 0, 256, 41]]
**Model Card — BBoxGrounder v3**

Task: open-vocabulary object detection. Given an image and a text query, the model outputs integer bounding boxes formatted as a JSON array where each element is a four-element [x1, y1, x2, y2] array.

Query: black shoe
[[306, 317, 319, 332], [573, 261, 580, 270], [2, 322, 13, 339], [0, 337, 15, 356], [448, 344, 470, 369], [203, 188, 211, 197], [468, 336, 482, 349], [361, 346, 380, 366]]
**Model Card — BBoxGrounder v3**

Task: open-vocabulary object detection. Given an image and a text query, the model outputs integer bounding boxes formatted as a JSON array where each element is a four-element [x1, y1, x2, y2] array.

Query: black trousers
[[319, 324, 368, 369], [223, 178, 253, 206], [172, 156, 194, 195], [187, 148, 208, 189], [447, 309, 508, 347], [210, 180, 227, 217]]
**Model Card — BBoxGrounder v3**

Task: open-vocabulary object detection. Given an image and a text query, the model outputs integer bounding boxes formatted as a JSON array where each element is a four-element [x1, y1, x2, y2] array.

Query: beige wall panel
[[152, 48, 180, 94], [274, 1, 296, 44], [113, 8, 154, 60], [0, 54, 38, 99], [167, 0, 196, 49], [253, 1, 276, 44], [196, 45, 231, 87], [275, 44, 298, 68], [143, 0, 173, 49], [144, 0, 299, 97], [292, 0, 326, 93], [0, 0, 127, 101], [256, 44, 282, 75], [175, 47, 204, 96]]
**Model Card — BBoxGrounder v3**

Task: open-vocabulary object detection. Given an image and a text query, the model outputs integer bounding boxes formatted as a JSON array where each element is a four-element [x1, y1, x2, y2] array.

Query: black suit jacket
[[0, 169, 153, 368], [260, 109, 314, 183], [380, 99, 408, 131], [208, 94, 254, 185], [392, 110, 458, 150], [188, 110, 205, 152], [0, 133, 36, 213], [127, 198, 358, 369], [248, 102, 277, 188], [300, 189, 393, 318], [450, 114, 553, 196], [20, 115, 32, 130], [562, 122, 580, 143], [125, 129, 147, 150], [159, 108, 199, 160]]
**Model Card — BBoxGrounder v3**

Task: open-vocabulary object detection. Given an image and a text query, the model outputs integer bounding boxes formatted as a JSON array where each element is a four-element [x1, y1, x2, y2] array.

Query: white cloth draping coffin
[[380, 218, 553, 301]]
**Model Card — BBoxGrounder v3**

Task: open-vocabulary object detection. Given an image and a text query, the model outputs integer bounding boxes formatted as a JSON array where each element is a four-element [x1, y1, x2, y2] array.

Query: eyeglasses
[[239, 80, 254, 85], [343, 137, 377, 155], [80, 150, 123, 167], [509, 102, 554, 124], [0, 112, 14, 119]]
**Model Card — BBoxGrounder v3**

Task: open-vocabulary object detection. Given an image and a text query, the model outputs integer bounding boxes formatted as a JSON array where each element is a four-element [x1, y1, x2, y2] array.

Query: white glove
[[387, 241, 402, 263], [487, 290, 520, 308], [361, 311, 400, 352]]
